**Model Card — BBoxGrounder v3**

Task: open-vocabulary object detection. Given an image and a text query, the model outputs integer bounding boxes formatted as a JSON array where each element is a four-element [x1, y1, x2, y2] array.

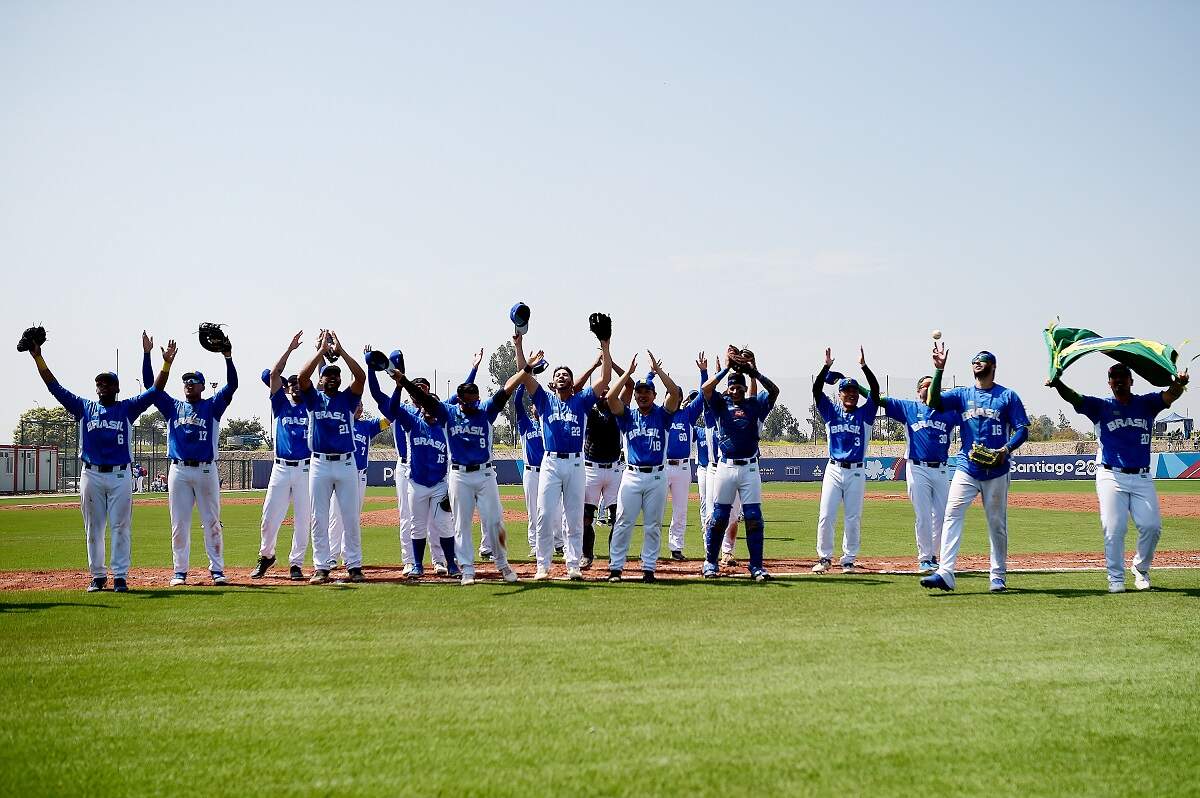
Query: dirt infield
[[4, 551, 1199, 591]]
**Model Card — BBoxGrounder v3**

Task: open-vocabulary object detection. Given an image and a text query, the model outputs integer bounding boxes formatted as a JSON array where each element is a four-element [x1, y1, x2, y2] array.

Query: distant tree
[[1028, 414, 1056, 442], [808, 402, 826, 441], [763, 404, 805, 443], [13, 406, 75, 451], [1052, 410, 1081, 440], [488, 342, 519, 445]]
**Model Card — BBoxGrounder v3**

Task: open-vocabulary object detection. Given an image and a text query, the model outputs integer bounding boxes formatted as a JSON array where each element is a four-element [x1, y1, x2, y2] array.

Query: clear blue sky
[[2, 1, 1196, 437]]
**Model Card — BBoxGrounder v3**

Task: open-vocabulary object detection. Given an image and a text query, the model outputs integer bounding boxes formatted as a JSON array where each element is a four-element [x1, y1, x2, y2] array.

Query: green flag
[[1044, 320, 1182, 387]]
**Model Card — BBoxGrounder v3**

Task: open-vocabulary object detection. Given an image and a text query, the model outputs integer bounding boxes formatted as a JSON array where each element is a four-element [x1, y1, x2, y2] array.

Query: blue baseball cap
[[510, 302, 531, 334], [260, 369, 272, 387], [182, 371, 206, 385], [319, 364, 340, 376], [94, 371, 119, 385], [837, 377, 860, 392], [634, 377, 656, 391], [971, 351, 997, 365], [727, 373, 747, 387], [824, 370, 845, 385], [389, 350, 405, 371]]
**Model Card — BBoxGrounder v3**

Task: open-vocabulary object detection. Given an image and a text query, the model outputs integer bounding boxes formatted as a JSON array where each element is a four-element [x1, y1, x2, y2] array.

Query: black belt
[[585, 460, 617, 469], [1102, 464, 1150, 475], [667, 459, 688, 466], [525, 465, 541, 473], [627, 464, 664, 473], [312, 452, 350, 461], [550, 451, 581, 459], [172, 459, 213, 467], [912, 460, 946, 468], [830, 459, 863, 469], [85, 463, 128, 473], [722, 456, 758, 465], [396, 457, 408, 464], [452, 461, 491, 472], [275, 458, 308, 467]]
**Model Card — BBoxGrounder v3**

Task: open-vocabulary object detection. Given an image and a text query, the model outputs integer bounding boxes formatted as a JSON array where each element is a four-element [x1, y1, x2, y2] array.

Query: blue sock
[[441, 537, 458, 570], [706, 504, 732, 565], [744, 504, 764, 571], [413, 537, 426, 565]]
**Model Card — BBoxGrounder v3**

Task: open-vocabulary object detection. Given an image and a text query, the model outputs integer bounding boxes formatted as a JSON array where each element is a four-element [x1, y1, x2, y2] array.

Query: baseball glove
[[968, 442, 1006, 467], [16, 325, 46, 353], [726, 344, 753, 373], [531, 359, 548, 375], [365, 350, 391, 372], [198, 323, 232, 354], [588, 312, 612, 342]]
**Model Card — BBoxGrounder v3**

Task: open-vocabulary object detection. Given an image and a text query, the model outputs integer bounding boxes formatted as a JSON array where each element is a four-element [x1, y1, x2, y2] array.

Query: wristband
[[522, 365, 533, 374], [161, 362, 171, 375], [33, 354, 47, 369]]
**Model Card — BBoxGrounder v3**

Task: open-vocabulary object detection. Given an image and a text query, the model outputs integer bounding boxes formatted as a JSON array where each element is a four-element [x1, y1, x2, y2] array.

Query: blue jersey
[[48, 382, 158, 466], [443, 391, 507, 466], [882, 397, 958, 464], [707, 391, 775, 459], [156, 360, 238, 461], [393, 404, 449, 487], [938, 384, 1030, 480], [817, 394, 877, 462], [350, 418, 384, 470], [303, 386, 359, 455], [270, 389, 311, 460], [666, 392, 705, 459], [367, 370, 408, 458], [514, 385, 545, 468], [1077, 392, 1165, 470], [695, 425, 710, 468], [615, 404, 672, 466], [532, 385, 598, 454]]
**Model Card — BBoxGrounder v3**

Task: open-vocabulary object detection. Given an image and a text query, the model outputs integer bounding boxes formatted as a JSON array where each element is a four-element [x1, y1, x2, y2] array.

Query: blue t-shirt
[[270, 389, 311, 460], [615, 404, 672, 466], [817, 394, 877, 463], [707, 391, 775, 459], [393, 404, 449, 487], [443, 391, 507, 466], [695, 424, 710, 468], [1077, 392, 1166, 470], [666, 392, 705, 460], [532, 385, 598, 454], [48, 382, 158, 466], [303, 386, 360, 455], [938, 384, 1030, 480], [351, 418, 384, 470], [367, 370, 407, 458], [514, 385, 545, 468], [882, 397, 959, 464], [154, 358, 238, 462]]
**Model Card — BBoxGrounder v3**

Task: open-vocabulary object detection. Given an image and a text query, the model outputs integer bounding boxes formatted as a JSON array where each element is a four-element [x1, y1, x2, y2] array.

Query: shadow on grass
[[491, 574, 891, 594], [133, 584, 284, 599], [0, 601, 115, 613]]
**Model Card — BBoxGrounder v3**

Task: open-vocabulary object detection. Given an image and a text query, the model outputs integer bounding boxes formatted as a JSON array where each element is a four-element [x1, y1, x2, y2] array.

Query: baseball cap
[[824, 370, 845, 385], [971, 351, 997, 365], [411, 377, 430, 389], [837, 377, 860, 392], [1108, 363, 1132, 378], [94, 371, 119, 385], [260, 369, 272, 387], [634, 378, 656, 391], [457, 382, 480, 395], [917, 375, 932, 389], [510, 302, 531, 335], [318, 364, 340, 377], [182, 371, 206, 385], [727, 373, 747, 387]]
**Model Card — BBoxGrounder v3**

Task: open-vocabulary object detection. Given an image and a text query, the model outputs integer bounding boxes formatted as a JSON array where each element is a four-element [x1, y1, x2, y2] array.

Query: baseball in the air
[[932, 329, 942, 340]]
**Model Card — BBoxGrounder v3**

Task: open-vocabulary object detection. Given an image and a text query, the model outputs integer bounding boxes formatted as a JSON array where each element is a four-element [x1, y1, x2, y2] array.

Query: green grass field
[[2, 481, 1199, 797]]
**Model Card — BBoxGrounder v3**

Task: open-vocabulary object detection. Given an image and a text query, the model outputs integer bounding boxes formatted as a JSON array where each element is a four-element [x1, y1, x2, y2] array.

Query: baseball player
[[514, 329, 612, 580], [366, 350, 423, 575], [441, 348, 530, 585], [695, 353, 747, 568], [328, 401, 388, 571], [606, 353, 682, 581], [578, 355, 625, 570], [700, 346, 780, 580], [811, 347, 880, 574], [1049, 364, 1189, 591], [149, 337, 238, 586], [296, 330, 367, 584], [664, 383, 706, 560], [881, 375, 961, 573], [253, 332, 312, 580], [920, 345, 1030, 593], [514, 384, 545, 557], [387, 371, 457, 578], [27, 333, 159, 592]]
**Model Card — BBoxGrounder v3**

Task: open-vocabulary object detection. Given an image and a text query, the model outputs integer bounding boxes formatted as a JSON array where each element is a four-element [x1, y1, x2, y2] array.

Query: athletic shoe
[[250, 556, 275, 579], [567, 567, 583, 581], [402, 563, 415, 577], [581, 555, 594, 570], [527, 548, 537, 560], [447, 564, 461, 577], [1132, 567, 1151, 591], [920, 573, 952, 591], [989, 578, 1007, 593], [113, 577, 128, 593], [554, 546, 564, 558], [918, 560, 936, 574], [409, 564, 424, 579], [702, 563, 720, 579], [608, 570, 622, 582], [812, 558, 831, 574], [670, 550, 685, 562], [347, 567, 365, 583], [500, 565, 519, 583], [211, 571, 229, 586], [840, 561, 856, 574], [86, 577, 106, 593], [170, 573, 187, 587], [533, 568, 551, 581], [719, 552, 738, 568], [289, 565, 304, 581], [479, 549, 494, 561], [1108, 582, 1126, 594], [309, 569, 330, 585], [642, 570, 656, 583], [752, 568, 773, 582], [460, 573, 476, 586], [434, 562, 449, 577]]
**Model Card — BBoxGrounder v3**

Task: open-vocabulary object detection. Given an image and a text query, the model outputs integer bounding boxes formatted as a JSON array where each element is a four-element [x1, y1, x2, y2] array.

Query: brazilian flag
[[1044, 320, 1183, 387]]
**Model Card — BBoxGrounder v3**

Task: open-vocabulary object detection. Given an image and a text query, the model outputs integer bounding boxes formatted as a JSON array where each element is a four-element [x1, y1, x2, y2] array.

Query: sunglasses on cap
[[182, 372, 206, 386], [970, 352, 996, 365]]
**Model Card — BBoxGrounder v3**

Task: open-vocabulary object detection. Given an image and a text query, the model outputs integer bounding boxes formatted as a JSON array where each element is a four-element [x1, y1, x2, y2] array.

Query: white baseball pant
[[697, 462, 710, 531], [168, 462, 224, 574], [536, 454, 585, 571], [522, 464, 541, 550], [936, 470, 1010, 589], [408, 478, 451, 563], [395, 459, 417, 566], [258, 460, 312, 567], [328, 468, 368, 567], [585, 462, 622, 508], [80, 465, 134, 579], [665, 460, 692, 552], [308, 454, 358, 571], [712, 460, 763, 505], [450, 465, 510, 576], [906, 462, 949, 563], [1097, 468, 1161, 585], [816, 462, 866, 565], [706, 463, 742, 554], [609, 467, 669, 571]]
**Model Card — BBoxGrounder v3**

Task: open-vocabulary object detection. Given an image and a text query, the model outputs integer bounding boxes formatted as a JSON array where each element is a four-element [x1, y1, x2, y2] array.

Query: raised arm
[[927, 342, 948, 410], [650, 351, 682, 413], [814, 349, 833, 399], [328, 331, 365, 395], [607, 354, 638, 415], [141, 331, 155, 388], [1045, 376, 1082, 409], [271, 331, 303, 394], [594, 340, 613, 394], [512, 333, 546, 392], [859, 347, 879, 402], [1163, 370, 1189, 407], [297, 329, 329, 391], [742, 349, 779, 406], [214, 349, 238, 406], [154, 340, 177, 391], [573, 354, 602, 394], [27, 339, 58, 389]]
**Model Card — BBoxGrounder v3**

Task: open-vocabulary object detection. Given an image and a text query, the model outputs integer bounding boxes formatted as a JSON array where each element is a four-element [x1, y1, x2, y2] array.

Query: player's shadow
[[1145, 586, 1200, 598], [133, 584, 281, 600], [0, 601, 115, 613]]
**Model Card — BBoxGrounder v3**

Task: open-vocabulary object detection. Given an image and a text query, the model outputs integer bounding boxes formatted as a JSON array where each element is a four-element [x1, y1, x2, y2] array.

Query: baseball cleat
[[670, 550, 685, 562], [840, 561, 857, 574], [719, 552, 738, 568], [170, 573, 187, 587], [433, 562, 449, 577], [460, 573, 476, 586], [812, 558, 831, 574], [533, 568, 551, 581], [554, 546, 564, 558], [479, 549, 494, 561], [401, 563, 415, 577], [1132, 567, 1151, 591], [347, 567, 365, 583], [86, 577, 106, 593], [702, 563, 720, 579], [752, 568, 773, 582], [580, 555, 594, 570], [567, 567, 583, 581], [408, 564, 424, 579], [289, 565, 304, 581], [309, 569, 330, 585], [211, 571, 229, 586], [447, 564, 461, 577], [113, 577, 129, 593], [608, 570, 622, 582], [500, 565, 519, 583], [642, 570, 656, 583], [920, 573, 952, 591], [250, 556, 275, 579], [917, 560, 936, 574], [1108, 581, 1126, 593], [989, 578, 1007, 593]]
